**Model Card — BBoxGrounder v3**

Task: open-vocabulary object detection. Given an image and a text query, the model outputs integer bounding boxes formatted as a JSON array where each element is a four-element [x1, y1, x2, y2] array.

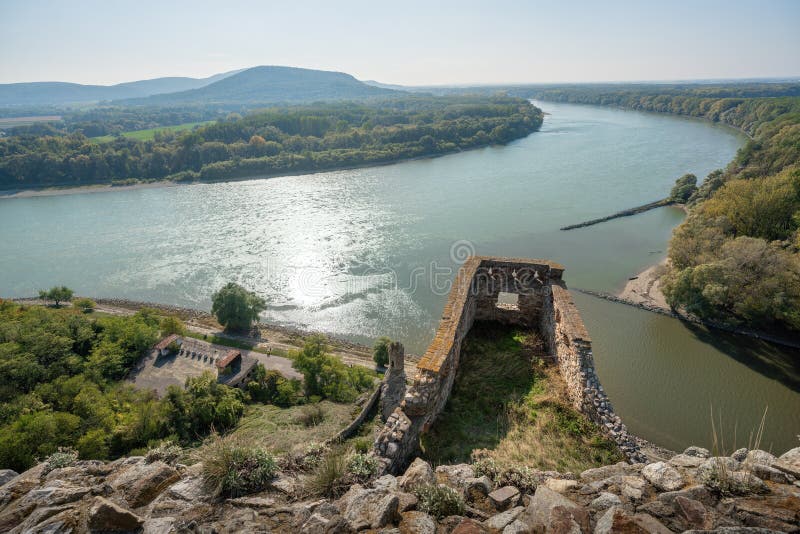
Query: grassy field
[[0, 115, 61, 130], [91, 120, 213, 143], [420, 322, 622, 472]]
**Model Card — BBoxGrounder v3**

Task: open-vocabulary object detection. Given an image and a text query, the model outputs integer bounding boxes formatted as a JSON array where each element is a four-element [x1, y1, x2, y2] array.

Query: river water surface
[[1, 101, 797, 452]]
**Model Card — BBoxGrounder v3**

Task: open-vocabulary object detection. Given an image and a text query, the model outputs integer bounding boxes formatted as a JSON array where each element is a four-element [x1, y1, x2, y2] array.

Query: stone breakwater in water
[[1, 444, 798, 532], [372, 256, 646, 475]]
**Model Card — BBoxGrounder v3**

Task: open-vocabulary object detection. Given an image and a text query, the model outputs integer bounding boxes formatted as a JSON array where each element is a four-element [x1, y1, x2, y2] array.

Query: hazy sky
[[1, 0, 799, 86]]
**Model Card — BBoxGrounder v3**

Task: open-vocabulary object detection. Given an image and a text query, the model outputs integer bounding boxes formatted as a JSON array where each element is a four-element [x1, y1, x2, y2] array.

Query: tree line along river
[[1, 100, 797, 453]]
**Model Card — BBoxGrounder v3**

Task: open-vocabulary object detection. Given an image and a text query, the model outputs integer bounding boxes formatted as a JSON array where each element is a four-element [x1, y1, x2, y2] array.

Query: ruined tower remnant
[[371, 256, 644, 474], [380, 341, 407, 422]]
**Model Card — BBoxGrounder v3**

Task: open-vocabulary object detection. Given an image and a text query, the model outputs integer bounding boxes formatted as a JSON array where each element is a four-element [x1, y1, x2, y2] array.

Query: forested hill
[[0, 95, 543, 190], [116, 66, 400, 106], [536, 85, 800, 334], [0, 70, 242, 107]]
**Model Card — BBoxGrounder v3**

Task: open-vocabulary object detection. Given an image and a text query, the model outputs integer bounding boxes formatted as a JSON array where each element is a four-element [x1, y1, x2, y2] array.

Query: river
[[1, 100, 797, 453]]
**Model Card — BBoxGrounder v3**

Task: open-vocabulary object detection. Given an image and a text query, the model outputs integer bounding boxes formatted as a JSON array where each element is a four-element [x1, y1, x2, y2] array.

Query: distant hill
[[0, 69, 243, 107], [118, 66, 400, 106]]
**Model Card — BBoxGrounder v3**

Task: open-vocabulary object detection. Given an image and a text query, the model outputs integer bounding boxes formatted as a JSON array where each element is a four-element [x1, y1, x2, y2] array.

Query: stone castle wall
[[372, 256, 644, 474]]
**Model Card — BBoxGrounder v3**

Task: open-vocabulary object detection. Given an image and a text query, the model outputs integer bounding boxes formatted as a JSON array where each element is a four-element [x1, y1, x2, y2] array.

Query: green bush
[[73, 297, 96, 313], [414, 484, 465, 518], [292, 335, 375, 402], [372, 336, 391, 368], [43, 447, 79, 474], [352, 436, 372, 454], [305, 449, 349, 498], [200, 437, 277, 497], [145, 441, 182, 465], [346, 452, 378, 482]]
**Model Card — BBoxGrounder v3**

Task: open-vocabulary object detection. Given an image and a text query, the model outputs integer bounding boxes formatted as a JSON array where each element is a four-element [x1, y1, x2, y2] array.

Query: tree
[[373, 336, 391, 368], [73, 297, 96, 313], [211, 283, 266, 332], [669, 173, 698, 203], [160, 315, 186, 336], [39, 286, 74, 307]]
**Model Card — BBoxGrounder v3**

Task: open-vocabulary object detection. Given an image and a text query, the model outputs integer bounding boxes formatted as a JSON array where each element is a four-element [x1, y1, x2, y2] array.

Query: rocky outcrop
[[2, 446, 798, 532]]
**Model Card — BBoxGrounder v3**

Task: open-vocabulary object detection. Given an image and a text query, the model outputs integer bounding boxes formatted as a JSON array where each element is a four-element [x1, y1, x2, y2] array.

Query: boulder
[[683, 446, 710, 459], [698, 456, 742, 479], [731, 448, 749, 462], [436, 464, 475, 490], [88, 496, 144, 531], [745, 450, 776, 467], [0, 470, 18, 487], [502, 519, 529, 534], [399, 510, 437, 534], [658, 485, 714, 507], [166, 476, 208, 501], [594, 506, 671, 534], [400, 458, 435, 492], [142, 516, 176, 534], [396, 491, 419, 512], [773, 446, 800, 478], [484, 506, 524, 530], [589, 492, 621, 510], [642, 462, 684, 491], [451, 518, 490, 533], [621, 476, 647, 501], [109, 460, 180, 508], [668, 454, 705, 468], [580, 462, 635, 482], [374, 474, 399, 492], [465, 476, 493, 499], [674, 495, 710, 530], [489, 486, 520, 511], [543, 478, 579, 493], [519, 485, 588, 533], [339, 486, 399, 530]]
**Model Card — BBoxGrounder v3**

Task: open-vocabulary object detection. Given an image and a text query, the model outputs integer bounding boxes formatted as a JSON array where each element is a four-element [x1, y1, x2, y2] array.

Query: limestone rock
[[642, 462, 684, 492], [88, 496, 144, 531], [435, 464, 475, 490], [621, 476, 647, 501], [489, 486, 520, 511], [519, 485, 588, 533], [698, 456, 742, 479], [0, 470, 18, 487], [465, 476, 493, 498], [580, 462, 635, 482], [399, 510, 436, 534], [589, 492, 621, 510], [745, 450, 776, 467], [109, 460, 180, 507], [166, 476, 208, 501], [774, 446, 800, 478], [451, 517, 490, 533], [543, 478, 579, 493], [731, 448, 749, 462], [400, 458, 435, 492], [502, 519, 529, 534], [484, 506, 524, 530], [675, 495, 710, 529], [594, 506, 671, 534], [142, 516, 176, 534], [669, 454, 705, 468], [374, 474, 399, 492], [683, 446, 710, 459], [339, 486, 399, 530], [658, 485, 714, 507], [396, 491, 419, 512]]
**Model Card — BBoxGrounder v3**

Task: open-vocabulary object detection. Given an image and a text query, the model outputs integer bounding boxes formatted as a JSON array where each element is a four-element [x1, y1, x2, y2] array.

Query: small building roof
[[216, 349, 241, 369], [154, 334, 180, 351]]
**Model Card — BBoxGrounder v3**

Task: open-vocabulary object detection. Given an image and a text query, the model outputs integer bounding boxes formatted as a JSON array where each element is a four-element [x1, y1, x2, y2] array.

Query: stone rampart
[[372, 256, 643, 474]]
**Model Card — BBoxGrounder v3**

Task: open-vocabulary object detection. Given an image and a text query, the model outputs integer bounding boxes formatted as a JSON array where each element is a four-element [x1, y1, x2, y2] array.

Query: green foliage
[[72, 297, 96, 313], [42, 446, 79, 474], [246, 365, 301, 406], [211, 282, 266, 332], [346, 452, 378, 482], [352, 436, 372, 454], [291, 335, 375, 402], [669, 173, 698, 203], [162, 372, 246, 441], [0, 96, 543, 189], [145, 441, 183, 465], [304, 448, 349, 498], [38, 286, 74, 307], [295, 403, 325, 427], [372, 336, 391, 368], [199, 436, 277, 497], [159, 315, 186, 336], [414, 484, 465, 518]]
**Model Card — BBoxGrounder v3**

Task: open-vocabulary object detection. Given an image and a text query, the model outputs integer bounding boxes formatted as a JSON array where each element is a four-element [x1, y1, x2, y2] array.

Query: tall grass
[[196, 434, 277, 497], [704, 405, 769, 495]]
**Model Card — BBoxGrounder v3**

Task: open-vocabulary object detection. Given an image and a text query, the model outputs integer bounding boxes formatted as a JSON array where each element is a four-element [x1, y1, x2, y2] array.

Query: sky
[[1, 0, 799, 86]]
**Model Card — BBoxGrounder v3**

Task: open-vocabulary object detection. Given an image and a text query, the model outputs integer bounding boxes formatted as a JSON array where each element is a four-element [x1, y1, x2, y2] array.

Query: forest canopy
[[0, 95, 543, 189]]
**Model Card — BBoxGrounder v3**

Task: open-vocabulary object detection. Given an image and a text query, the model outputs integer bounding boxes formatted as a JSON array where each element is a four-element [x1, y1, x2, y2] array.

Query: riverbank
[[618, 258, 670, 310]]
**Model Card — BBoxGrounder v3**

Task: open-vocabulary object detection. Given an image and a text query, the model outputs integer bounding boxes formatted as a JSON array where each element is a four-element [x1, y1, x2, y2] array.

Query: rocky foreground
[[0, 446, 798, 533]]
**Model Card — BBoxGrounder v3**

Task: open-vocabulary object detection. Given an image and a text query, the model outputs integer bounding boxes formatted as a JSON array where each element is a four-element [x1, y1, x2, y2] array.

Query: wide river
[[1, 101, 798, 453]]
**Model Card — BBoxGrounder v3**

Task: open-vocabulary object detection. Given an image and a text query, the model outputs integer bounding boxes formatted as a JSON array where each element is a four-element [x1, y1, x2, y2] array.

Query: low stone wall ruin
[[372, 255, 644, 474]]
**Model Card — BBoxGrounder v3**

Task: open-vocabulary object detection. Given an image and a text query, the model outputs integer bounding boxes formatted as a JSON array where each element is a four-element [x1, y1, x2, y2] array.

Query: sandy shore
[[0, 181, 179, 199], [618, 258, 670, 311]]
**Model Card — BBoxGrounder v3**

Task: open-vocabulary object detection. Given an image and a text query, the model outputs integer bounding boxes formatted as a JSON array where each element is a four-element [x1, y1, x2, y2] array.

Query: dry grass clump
[[414, 484, 465, 518], [145, 441, 182, 465], [303, 447, 380, 497], [296, 403, 326, 427], [197, 434, 277, 497]]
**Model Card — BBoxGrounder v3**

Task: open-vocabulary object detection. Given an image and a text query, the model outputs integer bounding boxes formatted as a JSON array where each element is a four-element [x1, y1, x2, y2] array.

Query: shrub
[[305, 449, 349, 498], [73, 297, 96, 313], [199, 436, 277, 497], [146, 441, 182, 465], [472, 456, 539, 493], [43, 447, 79, 474], [414, 484, 465, 518], [296, 403, 325, 427], [347, 452, 378, 482], [352, 436, 372, 454], [372, 336, 391, 368]]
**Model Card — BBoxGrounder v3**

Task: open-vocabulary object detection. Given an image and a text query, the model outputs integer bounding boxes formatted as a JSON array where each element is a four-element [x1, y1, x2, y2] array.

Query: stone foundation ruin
[[372, 256, 645, 474]]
